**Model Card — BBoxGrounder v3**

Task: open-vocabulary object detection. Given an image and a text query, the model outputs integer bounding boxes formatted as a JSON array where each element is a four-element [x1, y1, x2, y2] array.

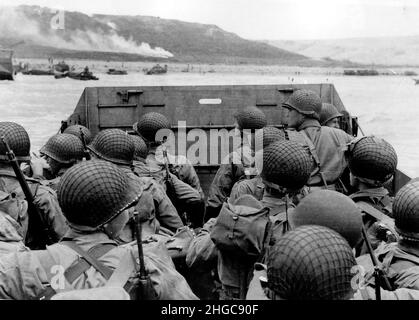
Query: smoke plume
[[0, 6, 173, 58]]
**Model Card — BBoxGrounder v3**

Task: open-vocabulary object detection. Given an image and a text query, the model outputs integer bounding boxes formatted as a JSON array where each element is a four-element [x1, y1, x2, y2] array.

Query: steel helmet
[[64, 125, 93, 145], [130, 135, 149, 160], [261, 140, 312, 191], [234, 106, 267, 130], [290, 190, 363, 248], [266, 225, 356, 300], [135, 112, 171, 143], [347, 136, 397, 184], [57, 160, 139, 228], [40, 134, 84, 164], [254, 126, 286, 151], [282, 89, 323, 120], [88, 129, 135, 166], [0, 122, 31, 162], [320, 103, 342, 125], [393, 180, 419, 240]]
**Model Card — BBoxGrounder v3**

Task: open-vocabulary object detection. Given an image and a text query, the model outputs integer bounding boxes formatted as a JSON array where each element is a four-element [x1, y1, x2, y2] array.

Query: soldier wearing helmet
[[134, 112, 205, 228], [134, 113, 203, 199], [320, 103, 343, 129], [0, 160, 198, 300], [187, 140, 312, 300], [206, 106, 268, 220], [87, 129, 184, 235], [0, 122, 68, 251], [36, 133, 85, 191], [229, 126, 286, 203], [346, 136, 398, 256], [281, 89, 353, 191], [357, 180, 419, 292]]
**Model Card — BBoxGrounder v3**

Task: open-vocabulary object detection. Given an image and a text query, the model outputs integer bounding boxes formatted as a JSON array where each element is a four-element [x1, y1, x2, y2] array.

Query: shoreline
[[14, 58, 419, 76]]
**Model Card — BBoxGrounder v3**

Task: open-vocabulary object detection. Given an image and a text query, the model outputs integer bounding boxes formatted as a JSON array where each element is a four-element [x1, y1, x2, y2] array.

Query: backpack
[[210, 195, 271, 258]]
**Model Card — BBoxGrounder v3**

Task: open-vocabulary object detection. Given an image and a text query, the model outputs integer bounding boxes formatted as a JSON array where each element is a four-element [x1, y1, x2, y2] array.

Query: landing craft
[[60, 83, 412, 195], [0, 49, 14, 81]]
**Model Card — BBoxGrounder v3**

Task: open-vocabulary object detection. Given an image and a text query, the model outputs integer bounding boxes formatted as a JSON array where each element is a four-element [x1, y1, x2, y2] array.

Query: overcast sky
[[2, 0, 419, 40]]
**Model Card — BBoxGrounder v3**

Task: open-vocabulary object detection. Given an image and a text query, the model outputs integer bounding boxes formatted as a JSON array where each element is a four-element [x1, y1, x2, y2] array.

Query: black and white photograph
[[0, 0, 419, 308]]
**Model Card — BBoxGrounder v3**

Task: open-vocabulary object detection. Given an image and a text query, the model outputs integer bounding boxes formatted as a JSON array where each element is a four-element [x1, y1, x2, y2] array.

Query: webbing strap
[[356, 201, 396, 236], [60, 241, 116, 283]]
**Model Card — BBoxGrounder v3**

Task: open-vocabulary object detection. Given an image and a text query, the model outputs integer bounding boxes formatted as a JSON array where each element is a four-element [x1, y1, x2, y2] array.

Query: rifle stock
[[134, 210, 157, 300], [1, 136, 54, 248]]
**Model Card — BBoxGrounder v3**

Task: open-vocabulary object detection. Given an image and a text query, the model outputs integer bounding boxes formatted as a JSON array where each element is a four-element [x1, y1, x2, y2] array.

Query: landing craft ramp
[[63, 84, 411, 195]]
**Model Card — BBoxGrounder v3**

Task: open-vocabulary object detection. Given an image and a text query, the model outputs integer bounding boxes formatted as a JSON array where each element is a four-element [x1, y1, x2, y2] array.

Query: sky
[[1, 0, 419, 40]]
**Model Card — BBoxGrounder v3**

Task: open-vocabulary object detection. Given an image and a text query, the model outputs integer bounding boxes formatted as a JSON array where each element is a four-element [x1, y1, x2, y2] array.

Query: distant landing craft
[[0, 49, 15, 80], [413, 79, 419, 85]]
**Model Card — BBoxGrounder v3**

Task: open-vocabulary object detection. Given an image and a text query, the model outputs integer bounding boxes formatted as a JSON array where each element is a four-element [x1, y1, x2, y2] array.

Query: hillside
[[0, 5, 315, 65], [268, 36, 419, 67]]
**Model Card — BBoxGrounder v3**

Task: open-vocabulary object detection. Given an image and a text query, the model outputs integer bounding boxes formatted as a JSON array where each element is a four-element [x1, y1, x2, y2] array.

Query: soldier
[[346, 136, 398, 256], [63, 124, 93, 145], [262, 225, 357, 300], [134, 112, 204, 195], [134, 112, 205, 228], [281, 89, 353, 191], [87, 129, 184, 235], [229, 126, 285, 202], [358, 180, 419, 291], [0, 160, 198, 300], [0, 122, 68, 250], [35, 133, 85, 191], [206, 106, 267, 220], [320, 103, 342, 129], [187, 140, 312, 300]]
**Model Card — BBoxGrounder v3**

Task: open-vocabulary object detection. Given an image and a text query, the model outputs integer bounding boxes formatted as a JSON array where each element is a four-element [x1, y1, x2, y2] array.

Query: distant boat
[[344, 69, 379, 76], [55, 67, 99, 81], [0, 49, 14, 80], [54, 61, 70, 73], [413, 79, 419, 85], [405, 71, 418, 76], [22, 69, 54, 76], [144, 64, 168, 75], [106, 68, 128, 75]]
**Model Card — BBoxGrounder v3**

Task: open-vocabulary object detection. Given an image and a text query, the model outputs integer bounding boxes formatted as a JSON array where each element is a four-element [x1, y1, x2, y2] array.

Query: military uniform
[[230, 176, 265, 203], [206, 144, 256, 219], [87, 129, 184, 234], [282, 90, 353, 188], [205, 107, 267, 219], [346, 136, 398, 256], [357, 181, 419, 291], [0, 210, 28, 255], [0, 230, 197, 300], [0, 122, 68, 249]]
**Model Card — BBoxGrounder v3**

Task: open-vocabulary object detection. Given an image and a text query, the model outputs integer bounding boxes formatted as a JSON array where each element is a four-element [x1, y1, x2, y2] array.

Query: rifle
[[79, 128, 91, 160], [361, 225, 393, 300], [1, 136, 54, 249], [133, 210, 157, 300]]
